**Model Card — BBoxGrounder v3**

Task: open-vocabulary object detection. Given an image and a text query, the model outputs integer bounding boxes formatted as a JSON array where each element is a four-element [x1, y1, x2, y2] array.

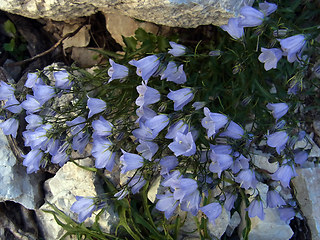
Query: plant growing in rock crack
[[1, 0, 320, 239]]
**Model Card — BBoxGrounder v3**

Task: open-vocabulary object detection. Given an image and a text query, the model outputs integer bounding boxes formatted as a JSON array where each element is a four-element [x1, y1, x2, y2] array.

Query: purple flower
[[114, 189, 129, 200], [72, 131, 90, 154], [21, 95, 42, 114], [258, 48, 283, 71], [209, 149, 233, 177], [33, 84, 56, 104], [278, 207, 296, 224], [267, 131, 289, 154], [231, 154, 249, 174], [266, 103, 289, 120], [220, 121, 244, 139], [161, 62, 187, 84], [108, 59, 128, 83], [235, 169, 258, 190], [25, 114, 43, 130], [180, 190, 200, 216], [132, 121, 156, 141], [4, 96, 22, 113], [168, 42, 186, 57], [223, 193, 237, 211], [259, 1, 277, 16], [70, 196, 95, 223], [0, 81, 15, 100], [136, 141, 158, 160], [120, 150, 144, 173], [271, 164, 297, 188], [220, 18, 244, 39], [156, 191, 178, 219], [0, 118, 19, 138], [278, 35, 306, 63], [25, 73, 43, 88], [267, 190, 286, 208], [246, 200, 264, 220], [161, 170, 182, 188], [129, 55, 160, 82], [172, 178, 198, 202], [92, 116, 113, 137], [168, 132, 196, 157], [294, 151, 308, 165], [239, 6, 265, 27], [201, 107, 228, 137], [145, 114, 169, 137], [160, 156, 179, 175], [66, 116, 86, 135], [128, 175, 146, 194], [87, 97, 106, 118], [165, 120, 188, 139], [22, 149, 43, 174], [136, 82, 160, 107], [54, 70, 73, 89], [23, 125, 51, 150], [51, 142, 70, 166], [192, 101, 206, 110], [136, 106, 157, 123], [91, 136, 115, 171], [200, 202, 222, 225], [167, 88, 193, 111]]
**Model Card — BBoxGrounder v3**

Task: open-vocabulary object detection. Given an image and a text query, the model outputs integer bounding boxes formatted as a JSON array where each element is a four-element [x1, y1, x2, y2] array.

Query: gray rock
[[207, 207, 230, 239], [292, 167, 320, 240], [36, 158, 118, 240], [226, 211, 241, 237], [62, 24, 91, 49], [0, 0, 253, 28], [251, 150, 279, 174], [0, 129, 44, 209], [295, 134, 320, 158]]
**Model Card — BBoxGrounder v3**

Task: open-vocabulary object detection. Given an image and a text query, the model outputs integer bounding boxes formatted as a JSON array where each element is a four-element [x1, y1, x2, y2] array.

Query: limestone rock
[[36, 158, 118, 240], [0, 0, 254, 28], [292, 167, 320, 240], [251, 150, 279, 174], [295, 134, 320, 158], [207, 207, 230, 239], [0, 129, 44, 210], [62, 24, 91, 49]]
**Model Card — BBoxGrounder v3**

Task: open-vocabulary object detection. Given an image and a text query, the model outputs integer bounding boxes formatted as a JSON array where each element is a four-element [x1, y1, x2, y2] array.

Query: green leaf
[[3, 39, 15, 52], [3, 20, 16, 37], [135, 28, 150, 42], [122, 36, 137, 52]]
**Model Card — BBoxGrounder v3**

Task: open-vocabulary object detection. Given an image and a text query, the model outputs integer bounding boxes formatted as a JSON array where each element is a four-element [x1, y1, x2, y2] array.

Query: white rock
[[0, 129, 44, 209], [226, 211, 241, 237], [0, 0, 253, 28], [207, 207, 230, 239], [295, 134, 320, 158], [251, 150, 279, 173], [36, 158, 118, 240], [62, 24, 91, 49], [292, 167, 320, 240]]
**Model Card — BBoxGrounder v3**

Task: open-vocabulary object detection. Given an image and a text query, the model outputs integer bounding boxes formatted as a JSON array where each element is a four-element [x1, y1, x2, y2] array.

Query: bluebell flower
[[136, 106, 157, 123], [0, 81, 15, 101], [180, 189, 200, 216], [145, 114, 169, 137], [92, 116, 113, 137], [209, 147, 233, 177], [132, 121, 156, 141], [21, 95, 42, 114], [200, 202, 222, 225], [278, 207, 296, 224], [267, 190, 286, 208], [231, 154, 249, 174], [128, 175, 146, 194], [266, 103, 289, 120], [220, 121, 244, 139], [33, 83, 56, 104], [156, 191, 178, 219], [202, 107, 228, 138], [278, 35, 306, 63], [192, 101, 205, 110], [259, 1, 277, 16], [160, 156, 178, 175], [168, 42, 186, 57], [66, 116, 86, 135], [258, 48, 282, 71], [92, 136, 115, 171], [246, 199, 264, 220], [168, 132, 196, 157], [239, 6, 265, 27], [267, 131, 289, 154], [222, 193, 237, 211], [51, 142, 70, 166], [87, 97, 106, 118], [114, 189, 129, 200], [4, 96, 22, 113], [136, 81, 160, 107], [22, 149, 43, 174], [129, 55, 160, 82], [22, 125, 51, 150], [161, 62, 187, 84], [167, 88, 194, 111], [45, 138, 60, 156], [72, 131, 90, 154], [172, 178, 198, 202], [108, 59, 129, 83], [54, 70, 73, 89], [161, 170, 182, 188], [70, 196, 95, 223], [235, 169, 258, 190], [210, 144, 232, 154], [0, 118, 19, 138], [220, 18, 244, 40], [271, 164, 297, 188], [24, 73, 44, 88], [165, 120, 188, 139], [120, 149, 144, 174], [136, 140, 158, 160], [294, 151, 308, 165]]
